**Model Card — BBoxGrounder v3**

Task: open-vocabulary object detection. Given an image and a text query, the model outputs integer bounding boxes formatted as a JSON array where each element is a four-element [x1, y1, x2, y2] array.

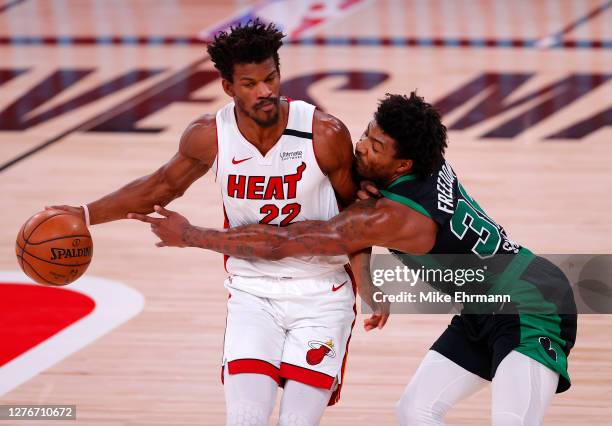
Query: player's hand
[[363, 296, 390, 331], [45, 205, 85, 221], [127, 205, 191, 248], [358, 277, 390, 331], [357, 180, 381, 201], [363, 309, 389, 331]]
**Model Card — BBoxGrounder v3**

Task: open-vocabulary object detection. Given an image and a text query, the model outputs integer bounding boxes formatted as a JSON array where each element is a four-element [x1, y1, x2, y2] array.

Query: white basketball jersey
[[214, 99, 348, 281]]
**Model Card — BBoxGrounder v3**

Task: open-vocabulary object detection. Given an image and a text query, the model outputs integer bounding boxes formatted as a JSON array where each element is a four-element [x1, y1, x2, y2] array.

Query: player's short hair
[[375, 92, 448, 178], [206, 19, 285, 82]]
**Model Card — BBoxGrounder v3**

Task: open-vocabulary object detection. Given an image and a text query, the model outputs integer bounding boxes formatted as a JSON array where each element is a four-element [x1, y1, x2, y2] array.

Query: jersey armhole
[[311, 107, 327, 176], [211, 156, 218, 181]]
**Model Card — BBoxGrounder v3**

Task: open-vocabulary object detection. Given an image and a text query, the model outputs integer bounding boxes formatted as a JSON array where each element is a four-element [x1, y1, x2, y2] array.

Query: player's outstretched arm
[[48, 116, 217, 225], [129, 197, 436, 259], [189, 198, 386, 259], [128, 196, 436, 333]]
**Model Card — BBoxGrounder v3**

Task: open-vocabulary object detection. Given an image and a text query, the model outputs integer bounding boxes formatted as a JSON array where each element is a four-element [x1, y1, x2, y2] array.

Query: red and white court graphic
[[0, 271, 144, 396], [199, 0, 370, 41]]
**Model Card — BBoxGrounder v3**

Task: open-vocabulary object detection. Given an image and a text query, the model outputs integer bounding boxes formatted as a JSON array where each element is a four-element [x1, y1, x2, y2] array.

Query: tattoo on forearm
[[180, 198, 382, 259]]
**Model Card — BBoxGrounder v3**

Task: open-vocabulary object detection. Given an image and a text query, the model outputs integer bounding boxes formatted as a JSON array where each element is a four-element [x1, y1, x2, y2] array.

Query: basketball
[[15, 209, 93, 286]]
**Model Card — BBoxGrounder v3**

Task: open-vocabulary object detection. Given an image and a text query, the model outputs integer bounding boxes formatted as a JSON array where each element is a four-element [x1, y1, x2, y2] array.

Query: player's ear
[[396, 158, 413, 175], [222, 79, 234, 97]]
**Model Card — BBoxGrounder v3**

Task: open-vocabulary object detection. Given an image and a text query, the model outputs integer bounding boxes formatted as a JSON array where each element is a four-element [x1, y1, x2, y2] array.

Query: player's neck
[[383, 170, 415, 188], [235, 101, 289, 156]]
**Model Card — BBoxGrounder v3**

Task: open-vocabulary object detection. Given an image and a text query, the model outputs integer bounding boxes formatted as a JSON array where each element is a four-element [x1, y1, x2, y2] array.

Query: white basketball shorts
[[221, 266, 356, 406]]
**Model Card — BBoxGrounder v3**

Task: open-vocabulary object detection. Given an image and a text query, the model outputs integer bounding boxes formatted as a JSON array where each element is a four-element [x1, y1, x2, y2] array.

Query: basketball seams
[[24, 212, 68, 243], [20, 222, 27, 245], [27, 214, 88, 244], [26, 235, 92, 246], [21, 215, 30, 242], [16, 251, 24, 270], [17, 222, 27, 264], [15, 240, 92, 267], [16, 210, 92, 286], [19, 255, 59, 286]]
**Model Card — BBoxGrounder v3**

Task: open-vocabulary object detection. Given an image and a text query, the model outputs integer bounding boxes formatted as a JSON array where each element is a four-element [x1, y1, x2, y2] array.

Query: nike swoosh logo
[[332, 281, 348, 292], [232, 156, 252, 165]]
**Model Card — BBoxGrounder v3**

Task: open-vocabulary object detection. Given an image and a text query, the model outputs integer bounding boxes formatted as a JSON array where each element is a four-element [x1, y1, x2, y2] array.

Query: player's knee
[[394, 395, 427, 426], [395, 390, 446, 426], [277, 411, 314, 426], [226, 400, 270, 426], [491, 410, 527, 426]]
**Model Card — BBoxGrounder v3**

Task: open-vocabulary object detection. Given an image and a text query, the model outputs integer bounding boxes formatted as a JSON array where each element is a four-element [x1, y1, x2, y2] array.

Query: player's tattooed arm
[[179, 197, 436, 260]]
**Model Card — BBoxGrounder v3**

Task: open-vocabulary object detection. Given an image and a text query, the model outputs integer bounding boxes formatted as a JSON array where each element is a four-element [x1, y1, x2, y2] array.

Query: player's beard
[[355, 154, 388, 186], [237, 97, 280, 128], [354, 153, 374, 180]]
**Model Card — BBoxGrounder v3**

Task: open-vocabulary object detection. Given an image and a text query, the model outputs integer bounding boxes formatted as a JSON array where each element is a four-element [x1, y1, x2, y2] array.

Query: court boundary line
[[0, 0, 27, 15], [0, 36, 608, 49], [535, 0, 612, 48], [551, 0, 611, 40]]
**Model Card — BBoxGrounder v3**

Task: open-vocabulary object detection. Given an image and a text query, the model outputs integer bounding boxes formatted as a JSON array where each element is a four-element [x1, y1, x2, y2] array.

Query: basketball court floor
[[0, 0, 610, 424]]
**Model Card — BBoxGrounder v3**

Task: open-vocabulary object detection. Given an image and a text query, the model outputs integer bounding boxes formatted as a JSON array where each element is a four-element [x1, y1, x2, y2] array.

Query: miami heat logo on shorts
[[306, 340, 336, 365]]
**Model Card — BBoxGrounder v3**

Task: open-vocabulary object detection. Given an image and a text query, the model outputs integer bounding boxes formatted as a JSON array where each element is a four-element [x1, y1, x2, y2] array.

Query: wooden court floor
[[0, 1, 610, 424]]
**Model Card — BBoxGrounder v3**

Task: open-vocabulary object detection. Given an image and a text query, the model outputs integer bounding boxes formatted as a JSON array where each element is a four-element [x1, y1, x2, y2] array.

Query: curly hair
[[374, 92, 448, 178], [206, 19, 284, 82]]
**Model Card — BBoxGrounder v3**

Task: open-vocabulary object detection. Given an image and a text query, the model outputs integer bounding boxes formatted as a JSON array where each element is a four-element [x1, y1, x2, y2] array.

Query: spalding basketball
[[15, 209, 93, 286]]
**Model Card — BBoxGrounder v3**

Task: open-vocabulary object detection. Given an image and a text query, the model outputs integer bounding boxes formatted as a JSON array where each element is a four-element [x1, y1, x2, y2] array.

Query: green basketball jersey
[[379, 160, 576, 393], [379, 160, 532, 297], [380, 160, 521, 258]]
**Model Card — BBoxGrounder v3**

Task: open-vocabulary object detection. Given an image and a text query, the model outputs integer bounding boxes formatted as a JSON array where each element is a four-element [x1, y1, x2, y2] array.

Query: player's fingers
[[378, 313, 390, 329], [367, 311, 389, 330], [363, 316, 375, 326], [357, 190, 371, 200], [153, 205, 172, 217], [359, 180, 380, 195], [360, 180, 377, 190], [363, 315, 379, 331], [127, 212, 161, 224], [364, 183, 381, 197]]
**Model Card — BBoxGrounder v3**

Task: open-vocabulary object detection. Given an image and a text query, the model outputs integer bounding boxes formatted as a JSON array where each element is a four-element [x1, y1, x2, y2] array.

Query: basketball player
[[49, 20, 384, 426], [132, 92, 577, 425]]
